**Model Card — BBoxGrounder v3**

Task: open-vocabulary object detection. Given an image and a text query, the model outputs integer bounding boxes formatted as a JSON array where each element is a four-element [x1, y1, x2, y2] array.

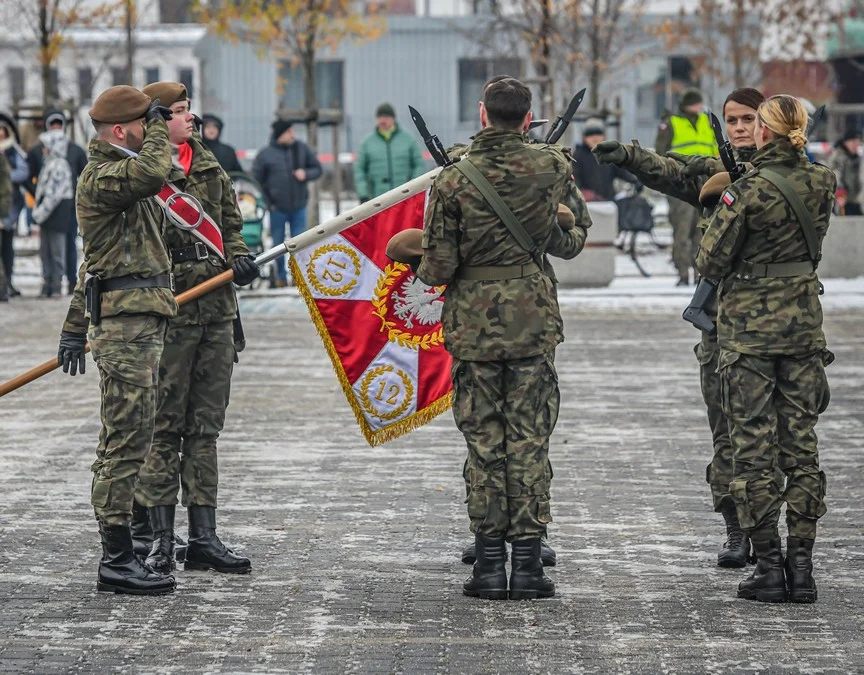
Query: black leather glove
[[192, 113, 203, 133], [145, 98, 173, 124], [592, 140, 628, 166], [231, 254, 259, 286], [57, 330, 87, 376]]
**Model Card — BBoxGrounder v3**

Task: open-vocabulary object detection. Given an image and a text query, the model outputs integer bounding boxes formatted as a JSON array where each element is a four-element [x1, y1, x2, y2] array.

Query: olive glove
[[591, 140, 629, 166], [231, 254, 259, 286], [57, 330, 87, 376], [145, 98, 173, 124]]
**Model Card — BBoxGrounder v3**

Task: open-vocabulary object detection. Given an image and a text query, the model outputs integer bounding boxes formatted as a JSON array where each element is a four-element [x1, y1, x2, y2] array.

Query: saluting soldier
[[416, 77, 590, 600], [592, 88, 784, 569], [56, 86, 177, 595], [696, 95, 835, 604], [131, 82, 258, 576]]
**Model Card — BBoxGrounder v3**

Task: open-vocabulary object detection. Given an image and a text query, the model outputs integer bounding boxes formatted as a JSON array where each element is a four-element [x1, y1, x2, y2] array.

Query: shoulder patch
[[721, 191, 736, 206]]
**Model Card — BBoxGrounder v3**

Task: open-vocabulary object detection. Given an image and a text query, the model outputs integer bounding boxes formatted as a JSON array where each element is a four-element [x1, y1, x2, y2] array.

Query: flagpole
[[0, 168, 442, 399]]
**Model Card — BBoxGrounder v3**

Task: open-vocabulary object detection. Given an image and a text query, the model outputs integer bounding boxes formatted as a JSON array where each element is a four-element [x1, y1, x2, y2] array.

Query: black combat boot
[[737, 538, 787, 603], [717, 503, 751, 568], [97, 523, 176, 595], [146, 506, 177, 574], [185, 505, 251, 574], [130, 499, 153, 558], [462, 538, 557, 567], [463, 533, 508, 600], [509, 539, 555, 600], [785, 537, 817, 604]]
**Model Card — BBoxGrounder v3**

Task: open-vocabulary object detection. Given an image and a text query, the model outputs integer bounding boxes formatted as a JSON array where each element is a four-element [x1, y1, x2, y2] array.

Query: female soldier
[[592, 88, 769, 569], [695, 95, 835, 604]]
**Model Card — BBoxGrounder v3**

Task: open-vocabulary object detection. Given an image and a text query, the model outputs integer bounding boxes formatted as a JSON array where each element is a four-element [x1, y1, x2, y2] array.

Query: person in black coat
[[572, 123, 638, 201], [201, 114, 244, 175], [25, 109, 87, 293]]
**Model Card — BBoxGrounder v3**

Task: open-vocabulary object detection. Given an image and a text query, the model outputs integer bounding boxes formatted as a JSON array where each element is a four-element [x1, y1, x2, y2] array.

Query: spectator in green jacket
[[353, 103, 425, 202]]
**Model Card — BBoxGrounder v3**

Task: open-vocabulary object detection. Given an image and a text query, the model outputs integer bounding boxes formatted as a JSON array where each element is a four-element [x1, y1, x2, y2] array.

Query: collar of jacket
[[376, 124, 399, 141], [469, 127, 525, 152], [734, 145, 757, 163], [88, 139, 138, 163], [751, 138, 807, 167]]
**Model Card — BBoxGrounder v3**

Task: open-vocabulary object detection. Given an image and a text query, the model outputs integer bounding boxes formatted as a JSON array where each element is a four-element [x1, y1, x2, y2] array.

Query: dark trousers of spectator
[[65, 213, 79, 291], [1, 229, 14, 290], [845, 202, 863, 216], [40, 230, 66, 297]]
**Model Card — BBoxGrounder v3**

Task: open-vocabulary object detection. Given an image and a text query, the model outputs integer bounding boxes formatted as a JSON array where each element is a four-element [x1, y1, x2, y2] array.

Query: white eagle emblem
[[391, 277, 444, 329]]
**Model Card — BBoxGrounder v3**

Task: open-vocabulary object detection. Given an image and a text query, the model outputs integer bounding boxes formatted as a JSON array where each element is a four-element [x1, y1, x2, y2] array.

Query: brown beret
[[386, 229, 424, 271], [557, 204, 575, 231], [699, 172, 732, 208], [141, 81, 187, 108], [88, 85, 151, 124]]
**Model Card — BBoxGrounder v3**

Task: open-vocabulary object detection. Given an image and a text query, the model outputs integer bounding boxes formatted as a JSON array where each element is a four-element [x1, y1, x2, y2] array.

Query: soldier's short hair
[[483, 74, 514, 93], [483, 78, 532, 130]]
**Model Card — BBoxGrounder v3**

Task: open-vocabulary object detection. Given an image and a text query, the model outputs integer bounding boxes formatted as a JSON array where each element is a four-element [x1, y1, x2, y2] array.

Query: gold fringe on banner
[[289, 256, 452, 447]]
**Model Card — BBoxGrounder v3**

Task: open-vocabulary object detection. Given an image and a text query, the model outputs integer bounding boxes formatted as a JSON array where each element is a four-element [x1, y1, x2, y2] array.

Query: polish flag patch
[[722, 191, 736, 206]]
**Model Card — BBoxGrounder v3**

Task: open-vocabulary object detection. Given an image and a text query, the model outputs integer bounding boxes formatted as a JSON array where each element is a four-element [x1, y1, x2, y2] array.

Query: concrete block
[[820, 216, 864, 278], [552, 201, 617, 288]]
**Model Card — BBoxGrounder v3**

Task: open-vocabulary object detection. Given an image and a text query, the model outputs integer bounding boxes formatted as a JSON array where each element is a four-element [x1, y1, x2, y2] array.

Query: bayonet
[[807, 105, 825, 136], [545, 88, 586, 145], [409, 106, 453, 168]]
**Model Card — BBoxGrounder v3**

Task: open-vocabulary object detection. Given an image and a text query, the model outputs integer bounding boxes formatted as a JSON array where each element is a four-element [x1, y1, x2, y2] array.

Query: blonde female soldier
[[696, 95, 835, 604]]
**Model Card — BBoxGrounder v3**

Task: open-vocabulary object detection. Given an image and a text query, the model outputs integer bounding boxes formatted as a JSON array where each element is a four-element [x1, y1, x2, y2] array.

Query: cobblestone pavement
[[0, 283, 862, 674]]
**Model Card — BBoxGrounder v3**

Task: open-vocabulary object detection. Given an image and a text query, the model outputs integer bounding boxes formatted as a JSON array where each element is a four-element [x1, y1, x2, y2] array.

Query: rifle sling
[[755, 166, 820, 265], [453, 161, 542, 266]]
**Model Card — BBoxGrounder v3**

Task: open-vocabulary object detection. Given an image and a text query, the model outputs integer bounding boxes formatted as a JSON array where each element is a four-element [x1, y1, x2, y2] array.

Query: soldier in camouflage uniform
[[592, 88, 774, 569], [56, 85, 178, 595], [696, 95, 835, 604], [135, 82, 258, 576], [416, 78, 591, 600]]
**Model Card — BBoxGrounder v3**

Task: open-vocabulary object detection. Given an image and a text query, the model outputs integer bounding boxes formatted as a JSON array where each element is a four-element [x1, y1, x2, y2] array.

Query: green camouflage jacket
[[618, 144, 756, 209], [64, 119, 177, 333], [695, 139, 836, 357], [165, 134, 248, 327], [416, 128, 591, 361]]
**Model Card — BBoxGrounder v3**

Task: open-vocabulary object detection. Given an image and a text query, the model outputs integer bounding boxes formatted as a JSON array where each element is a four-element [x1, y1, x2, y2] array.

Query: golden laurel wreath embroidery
[[372, 262, 444, 351], [307, 243, 361, 297], [359, 365, 414, 422]]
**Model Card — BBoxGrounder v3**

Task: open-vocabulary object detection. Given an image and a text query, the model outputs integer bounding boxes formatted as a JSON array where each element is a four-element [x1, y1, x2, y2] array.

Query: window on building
[[8, 67, 25, 103], [178, 68, 194, 100], [159, 0, 194, 23], [48, 68, 60, 101], [78, 67, 94, 104], [457, 57, 522, 122], [112, 66, 130, 86], [145, 67, 160, 85], [278, 61, 344, 111]]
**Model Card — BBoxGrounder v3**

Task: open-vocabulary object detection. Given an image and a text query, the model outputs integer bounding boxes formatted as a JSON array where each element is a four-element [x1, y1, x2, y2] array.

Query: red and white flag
[[289, 193, 453, 445]]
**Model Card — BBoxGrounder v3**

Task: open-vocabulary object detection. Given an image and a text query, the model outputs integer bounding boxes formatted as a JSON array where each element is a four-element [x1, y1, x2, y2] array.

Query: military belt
[[458, 262, 541, 281], [172, 242, 211, 263], [100, 274, 175, 293], [733, 260, 815, 279]]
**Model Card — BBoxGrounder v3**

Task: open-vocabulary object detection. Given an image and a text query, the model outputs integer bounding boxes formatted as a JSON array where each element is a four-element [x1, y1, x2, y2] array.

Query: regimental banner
[[289, 193, 453, 446]]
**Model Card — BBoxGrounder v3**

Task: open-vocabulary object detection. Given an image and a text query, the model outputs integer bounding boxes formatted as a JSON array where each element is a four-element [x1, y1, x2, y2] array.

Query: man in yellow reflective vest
[[655, 88, 718, 286]]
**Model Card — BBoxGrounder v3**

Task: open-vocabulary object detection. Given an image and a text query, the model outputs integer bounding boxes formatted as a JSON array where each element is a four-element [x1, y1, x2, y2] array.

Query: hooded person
[[200, 114, 244, 174], [827, 127, 862, 216], [25, 108, 88, 294], [0, 113, 28, 298], [32, 129, 74, 297]]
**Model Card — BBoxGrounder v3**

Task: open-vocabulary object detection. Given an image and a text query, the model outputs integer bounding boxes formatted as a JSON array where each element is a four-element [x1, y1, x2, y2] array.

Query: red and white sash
[[155, 182, 225, 260]]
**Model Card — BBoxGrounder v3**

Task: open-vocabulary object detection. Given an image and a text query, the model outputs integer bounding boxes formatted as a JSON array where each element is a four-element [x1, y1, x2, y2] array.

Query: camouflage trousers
[[88, 314, 167, 526], [667, 197, 700, 277], [136, 320, 234, 508], [720, 349, 830, 541], [696, 331, 784, 512], [452, 353, 560, 541]]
